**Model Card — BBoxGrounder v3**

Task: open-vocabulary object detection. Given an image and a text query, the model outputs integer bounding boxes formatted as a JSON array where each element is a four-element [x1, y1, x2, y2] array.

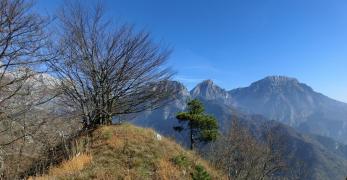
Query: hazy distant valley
[[133, 76, 347, 179]]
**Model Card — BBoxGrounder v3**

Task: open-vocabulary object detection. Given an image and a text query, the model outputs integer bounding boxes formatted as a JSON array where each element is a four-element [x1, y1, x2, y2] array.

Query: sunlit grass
[[31, 124, 226, 179]]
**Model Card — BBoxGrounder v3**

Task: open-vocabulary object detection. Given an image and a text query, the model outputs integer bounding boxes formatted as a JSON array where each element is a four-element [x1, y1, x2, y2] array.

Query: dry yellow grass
[[48, 153, 92, 176], [31, 124, 226, 180], [30, 153, 92, 180], [156, 158, 182, 180]]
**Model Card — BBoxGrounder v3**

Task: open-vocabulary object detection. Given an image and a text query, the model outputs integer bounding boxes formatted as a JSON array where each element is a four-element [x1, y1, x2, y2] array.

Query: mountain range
[[191, 76, 347, 143], [131, 76, 347, 179]]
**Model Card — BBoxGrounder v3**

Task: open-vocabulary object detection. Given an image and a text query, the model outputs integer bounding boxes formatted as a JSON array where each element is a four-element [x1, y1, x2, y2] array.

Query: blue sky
[[36, 0, 347, 102]]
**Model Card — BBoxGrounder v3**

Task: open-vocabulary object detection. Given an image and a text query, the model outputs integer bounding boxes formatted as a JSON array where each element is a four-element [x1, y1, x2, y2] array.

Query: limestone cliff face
[[229, 76, 347, 143], [190, 79, 233, 105]]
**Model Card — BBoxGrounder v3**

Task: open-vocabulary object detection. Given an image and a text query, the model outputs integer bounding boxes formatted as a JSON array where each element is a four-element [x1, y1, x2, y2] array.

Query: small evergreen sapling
[[192, 165, 211, 180], [174, 99, 218, 150]]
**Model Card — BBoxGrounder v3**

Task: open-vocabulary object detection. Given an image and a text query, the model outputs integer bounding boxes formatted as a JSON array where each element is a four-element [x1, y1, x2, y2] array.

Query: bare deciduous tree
[[0, 0, 53, 143], [0, 74, 62, 178], [208, 116, 285, 180], [0, 0, 60, 178], [0, 0, 51, 107], [51, 2, 173, 128]]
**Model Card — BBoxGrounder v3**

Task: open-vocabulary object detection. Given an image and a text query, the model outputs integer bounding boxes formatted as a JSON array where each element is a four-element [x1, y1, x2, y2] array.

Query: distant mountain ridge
[[188, 75, 347, 143], [229, 76, 347, 143], [134, 76, 347, 143], [130, 76, 347, 179]]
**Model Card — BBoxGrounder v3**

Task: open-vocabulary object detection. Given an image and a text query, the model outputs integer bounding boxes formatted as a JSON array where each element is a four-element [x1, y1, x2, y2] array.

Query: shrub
[[192, 165, 211, 180], [171, 154, 189, 168]]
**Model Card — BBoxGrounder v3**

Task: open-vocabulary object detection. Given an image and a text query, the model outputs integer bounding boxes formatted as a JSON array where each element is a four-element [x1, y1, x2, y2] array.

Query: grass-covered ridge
[[31, 124, 225, 179]]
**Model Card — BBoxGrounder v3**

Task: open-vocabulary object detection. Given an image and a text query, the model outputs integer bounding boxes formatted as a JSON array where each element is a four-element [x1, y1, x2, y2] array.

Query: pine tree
[[175, 99, 218, 150]]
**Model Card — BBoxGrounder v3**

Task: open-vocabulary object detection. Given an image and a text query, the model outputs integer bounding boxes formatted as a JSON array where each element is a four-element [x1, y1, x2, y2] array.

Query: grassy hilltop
[[31, 124, 225, 180]]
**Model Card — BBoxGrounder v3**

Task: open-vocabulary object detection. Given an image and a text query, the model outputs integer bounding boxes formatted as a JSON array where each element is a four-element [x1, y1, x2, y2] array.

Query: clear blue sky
[[36, 0, 347, 102]]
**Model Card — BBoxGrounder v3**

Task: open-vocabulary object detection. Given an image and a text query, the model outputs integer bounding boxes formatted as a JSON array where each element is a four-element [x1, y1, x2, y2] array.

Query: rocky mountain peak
[[201, 79, 214, 85], [253, 75, 299, 87], [191, 79, 221, 96], [191, 79, 232, 104], [264, 75, 298, 82], [166, 81, 190, 96], [245, 75, 315, 94]]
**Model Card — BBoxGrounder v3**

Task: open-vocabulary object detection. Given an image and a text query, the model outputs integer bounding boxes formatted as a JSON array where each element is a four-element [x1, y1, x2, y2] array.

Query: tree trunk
[[190, 124, 194, 150]]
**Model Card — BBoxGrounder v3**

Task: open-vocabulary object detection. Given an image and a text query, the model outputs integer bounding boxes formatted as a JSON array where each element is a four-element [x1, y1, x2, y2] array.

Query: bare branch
[[51, 1, 173, 128]]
